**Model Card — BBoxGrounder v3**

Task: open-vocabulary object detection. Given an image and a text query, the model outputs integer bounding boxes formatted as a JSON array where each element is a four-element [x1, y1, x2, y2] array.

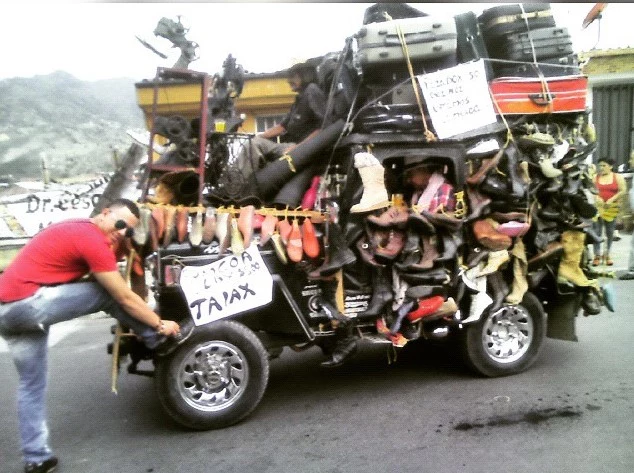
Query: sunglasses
[[114, 219, 135, 238]]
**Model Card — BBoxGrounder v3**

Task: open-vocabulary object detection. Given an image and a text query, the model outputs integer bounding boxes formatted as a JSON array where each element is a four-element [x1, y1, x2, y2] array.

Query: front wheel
[[155, 320, 269, 430], [461, 292, 546, 377]]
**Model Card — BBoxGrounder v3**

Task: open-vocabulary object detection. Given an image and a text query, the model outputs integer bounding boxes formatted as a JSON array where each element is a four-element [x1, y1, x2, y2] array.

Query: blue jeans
[[593, 218, 616, 256], [0, 282, 161, 463]]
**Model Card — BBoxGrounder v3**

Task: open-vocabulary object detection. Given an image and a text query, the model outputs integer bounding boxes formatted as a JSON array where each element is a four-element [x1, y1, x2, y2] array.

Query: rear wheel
[[461, 292, 546, 377], [155, 320, 269, 430]]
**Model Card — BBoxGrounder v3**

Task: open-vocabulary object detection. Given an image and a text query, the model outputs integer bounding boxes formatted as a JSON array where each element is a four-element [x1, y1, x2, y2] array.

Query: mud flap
[[546, 292, 581, 342]]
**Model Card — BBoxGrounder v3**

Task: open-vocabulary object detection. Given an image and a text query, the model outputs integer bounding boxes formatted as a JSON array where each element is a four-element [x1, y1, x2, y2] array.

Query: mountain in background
[[0, 71, 146, 180]]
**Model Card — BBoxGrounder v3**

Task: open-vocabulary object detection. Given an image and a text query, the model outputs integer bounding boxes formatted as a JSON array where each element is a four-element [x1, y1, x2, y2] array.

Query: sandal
[[592, 256, 601, 266], [606, 256, 614, 266]]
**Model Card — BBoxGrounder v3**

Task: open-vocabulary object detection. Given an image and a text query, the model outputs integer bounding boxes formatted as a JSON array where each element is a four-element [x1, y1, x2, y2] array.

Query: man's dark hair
[[288, 63, 318, 86], [109, 198, 140, 219]]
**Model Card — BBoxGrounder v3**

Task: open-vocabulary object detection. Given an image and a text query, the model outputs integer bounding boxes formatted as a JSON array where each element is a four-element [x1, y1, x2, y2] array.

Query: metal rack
[[140, 67, 210, 205]]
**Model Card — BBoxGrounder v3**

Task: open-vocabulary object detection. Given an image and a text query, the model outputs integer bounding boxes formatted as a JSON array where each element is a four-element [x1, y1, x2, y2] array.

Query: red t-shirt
[[0, 219, 117, 303]]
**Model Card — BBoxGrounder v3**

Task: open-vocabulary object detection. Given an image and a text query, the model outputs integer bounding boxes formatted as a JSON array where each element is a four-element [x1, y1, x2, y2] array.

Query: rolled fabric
[[251, 119, 345, 199]]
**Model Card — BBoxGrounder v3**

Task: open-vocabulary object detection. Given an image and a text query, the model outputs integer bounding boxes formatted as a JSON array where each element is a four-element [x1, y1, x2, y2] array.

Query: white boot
[[350, 152, 390, 213]]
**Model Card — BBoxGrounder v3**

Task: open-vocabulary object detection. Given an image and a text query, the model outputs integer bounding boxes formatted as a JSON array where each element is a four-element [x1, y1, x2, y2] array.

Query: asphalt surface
[[1, 235, 634, 473]]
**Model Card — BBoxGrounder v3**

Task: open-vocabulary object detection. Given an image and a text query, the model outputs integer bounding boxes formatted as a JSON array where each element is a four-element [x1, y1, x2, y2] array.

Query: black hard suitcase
[[496, 27, 574, 62], [479, 3, 556, 42], [454, 11, 493, 80], [493, 54, 581, 78]]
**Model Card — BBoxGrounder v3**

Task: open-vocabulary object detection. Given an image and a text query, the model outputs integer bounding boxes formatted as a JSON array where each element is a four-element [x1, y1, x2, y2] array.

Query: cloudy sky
[[1, 2, 632, 81]]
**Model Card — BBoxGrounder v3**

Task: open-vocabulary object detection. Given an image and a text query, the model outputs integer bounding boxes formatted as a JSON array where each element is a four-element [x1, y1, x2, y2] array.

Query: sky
[[1, 2, 633, 82]]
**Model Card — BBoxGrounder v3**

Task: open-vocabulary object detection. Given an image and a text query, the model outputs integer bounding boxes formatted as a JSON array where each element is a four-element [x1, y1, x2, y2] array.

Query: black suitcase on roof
[[496, 26, 574, 62], [454, 11, 493, 79], [479, 3, 556, 42]]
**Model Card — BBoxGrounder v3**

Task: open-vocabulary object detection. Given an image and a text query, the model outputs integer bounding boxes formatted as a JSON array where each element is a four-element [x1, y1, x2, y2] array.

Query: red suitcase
[[488, 75, 588, 115]]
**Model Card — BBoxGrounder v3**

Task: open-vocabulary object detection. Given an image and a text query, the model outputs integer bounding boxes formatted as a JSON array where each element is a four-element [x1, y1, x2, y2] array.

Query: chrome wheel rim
[[177, 341, 248, 412], [482, 305, 533, 364]]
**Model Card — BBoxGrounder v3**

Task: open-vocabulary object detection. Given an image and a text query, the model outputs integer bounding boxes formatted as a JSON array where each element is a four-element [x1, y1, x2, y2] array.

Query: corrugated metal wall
[[592, 84, 634, 168]]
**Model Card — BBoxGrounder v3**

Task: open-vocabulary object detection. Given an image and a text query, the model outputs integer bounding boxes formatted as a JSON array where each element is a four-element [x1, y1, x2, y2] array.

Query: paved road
[[1, 234, 634, 472]]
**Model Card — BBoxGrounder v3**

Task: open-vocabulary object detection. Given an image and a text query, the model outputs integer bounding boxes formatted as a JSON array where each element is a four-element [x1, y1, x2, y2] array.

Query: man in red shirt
[[0, 198, 191, 473]]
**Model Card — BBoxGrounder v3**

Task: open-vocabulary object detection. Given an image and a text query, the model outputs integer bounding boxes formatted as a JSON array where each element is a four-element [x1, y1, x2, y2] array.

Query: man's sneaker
[[25, 456, 58, 473], [154, 317, 196, 357]]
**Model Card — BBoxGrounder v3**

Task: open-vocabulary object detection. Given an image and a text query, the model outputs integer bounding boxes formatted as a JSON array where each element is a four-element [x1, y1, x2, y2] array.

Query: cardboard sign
[[417, 60, 497, 139], [179, 245, 273, 326]]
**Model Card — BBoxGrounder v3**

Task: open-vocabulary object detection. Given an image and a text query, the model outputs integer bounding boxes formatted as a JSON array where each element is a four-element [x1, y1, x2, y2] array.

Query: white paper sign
[[179, 245, 273, 326], [417, 60, 497, 139]]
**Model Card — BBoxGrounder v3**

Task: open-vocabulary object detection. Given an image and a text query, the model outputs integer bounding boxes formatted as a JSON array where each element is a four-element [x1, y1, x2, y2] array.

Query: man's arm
[[258, 123, 286, 140], [92, 271, 180, 336]]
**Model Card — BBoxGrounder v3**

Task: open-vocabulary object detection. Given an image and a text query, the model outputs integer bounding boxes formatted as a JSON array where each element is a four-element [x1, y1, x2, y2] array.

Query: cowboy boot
[[479, 249, 511, 277], [356, 235, 385, 267], [466, 186, 491, 222], [302, 218, 320, 259], [505, 239, 529, 304], [316, 221, 357, 277], [189, 209, 203, 247], [162, 205, 178, 248], [420, 210, 463, 233], [176, 206, 189, 243], [466, 148, 504, 186], [407, 295, 445, 323], [461, 275, 492, 323], [360, 267, 393, 318], [407, 234, 439, 271], [407, 211, 436, 234], [286, 219, 303, 263], [581, 289, 601, 316], [472, 218, 512, 251], [237, 205, 255, 248], [216, 212, 231, 255], [374, 229, 406, 262], [349, 152, 390, 213], [436, 232, 462, 263], [230, 218, 245, 254], [316, 279, 349, 325], [557, 230, 599, 288], [504, 145, 527, 200], [321, 324, 357, 368], [202, 207, 217, 244], [527, 241, 564, 271], [366, 206, 409, 229], [487, 272, 509, 313], [259, 214, 278, 247]]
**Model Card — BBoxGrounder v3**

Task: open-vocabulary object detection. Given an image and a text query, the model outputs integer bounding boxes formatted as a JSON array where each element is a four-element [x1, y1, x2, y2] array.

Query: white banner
[[179, 245, 273, 326], [417, 60, 497, 139]]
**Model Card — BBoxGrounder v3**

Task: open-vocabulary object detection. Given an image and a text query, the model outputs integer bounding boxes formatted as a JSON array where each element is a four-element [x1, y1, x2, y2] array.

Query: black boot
[[360, 267, 393, 318], [316, 221, 357, 277], [321, 325, 358, 368], [316, 279, 349, 325]]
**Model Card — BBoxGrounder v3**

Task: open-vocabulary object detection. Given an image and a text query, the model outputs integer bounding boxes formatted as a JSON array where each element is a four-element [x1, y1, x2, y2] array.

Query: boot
[[407, 295, 445, 323], [472, 218, 512, 251], [356, 235, 385, 267], [408, 234, 439, 270], [360, 268, 393, 318], [316, 279, 349, 325], [479, 249, 511, 277], [461, 275, 492, 323], [366, 206, 409, 228], [466, 148, 504, 186], [316, 221, 357, 276], [527, 241, 563, 271], [321, 325, 357, 368], [350, 153, 390, 213], [421, 210, 463, 233], [504, 145, 527, 200], [487, 272, 509, 313], [557, 230, 599, 288], [374, 229, 406, 262], [466, 186, 491, 222], [581, 289, 601, 316], [505, 239, 528, 304], [436, 232, 462, 263]]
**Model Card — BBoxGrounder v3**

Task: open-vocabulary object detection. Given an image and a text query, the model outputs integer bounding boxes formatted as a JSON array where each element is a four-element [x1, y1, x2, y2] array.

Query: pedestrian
[[235, 62, 326, 181], [619, 151, 634, 280], [0, 198, 193, 473], [592, 157, 626, 266]]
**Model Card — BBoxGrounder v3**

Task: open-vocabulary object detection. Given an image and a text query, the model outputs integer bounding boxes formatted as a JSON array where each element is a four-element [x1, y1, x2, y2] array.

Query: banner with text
[[417, 60, 497, 139], [179, 245, 273, 326]]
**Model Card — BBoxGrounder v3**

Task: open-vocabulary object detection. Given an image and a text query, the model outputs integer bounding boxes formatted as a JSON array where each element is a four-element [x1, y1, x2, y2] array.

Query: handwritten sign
[[417, 60, 497, 139], [179, 245, 273, 326]]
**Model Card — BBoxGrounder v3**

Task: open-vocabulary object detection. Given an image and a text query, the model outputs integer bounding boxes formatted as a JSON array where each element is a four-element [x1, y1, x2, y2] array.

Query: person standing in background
[[592, 158, 626, 266]]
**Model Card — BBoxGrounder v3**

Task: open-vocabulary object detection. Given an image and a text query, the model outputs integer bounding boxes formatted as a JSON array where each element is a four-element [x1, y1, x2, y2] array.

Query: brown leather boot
[[472, 218, 512, 251], [366, 206, 409, 228], [466, 148, 504, 186]]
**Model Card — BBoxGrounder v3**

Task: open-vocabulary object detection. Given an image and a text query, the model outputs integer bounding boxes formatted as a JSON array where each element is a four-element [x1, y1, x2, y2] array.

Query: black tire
[[155, 320, 269, 430], [461, 292, 546, 377]]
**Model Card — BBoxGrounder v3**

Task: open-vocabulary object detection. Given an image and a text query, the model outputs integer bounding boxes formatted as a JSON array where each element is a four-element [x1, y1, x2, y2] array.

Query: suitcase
[[355, 16, 457, 69], [489, 75, 588, 115], [493, 54, 580, 79], [454, 11, 493, 80], [494, 27, 574, 61], [479, 3, 556, 42]]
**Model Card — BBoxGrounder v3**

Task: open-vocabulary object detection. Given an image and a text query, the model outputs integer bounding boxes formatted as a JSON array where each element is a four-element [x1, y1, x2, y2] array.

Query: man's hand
[[159, 319, 181, 337]]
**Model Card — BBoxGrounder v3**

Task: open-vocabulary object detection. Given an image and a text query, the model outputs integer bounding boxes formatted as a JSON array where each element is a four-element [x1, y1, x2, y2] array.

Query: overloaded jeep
[[110, 3, 614, 431]]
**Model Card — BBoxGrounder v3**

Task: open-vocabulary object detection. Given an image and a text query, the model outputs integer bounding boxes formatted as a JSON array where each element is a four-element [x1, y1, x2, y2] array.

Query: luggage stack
[[477, 3, 581, 79]]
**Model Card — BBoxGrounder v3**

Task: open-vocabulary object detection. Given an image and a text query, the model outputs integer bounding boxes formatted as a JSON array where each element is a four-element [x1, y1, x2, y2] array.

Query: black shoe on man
[[154, 317, 196, 357], [320, 336, 358, 368], [25, 456, 58, 473], [619, 271, 634, 280]]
